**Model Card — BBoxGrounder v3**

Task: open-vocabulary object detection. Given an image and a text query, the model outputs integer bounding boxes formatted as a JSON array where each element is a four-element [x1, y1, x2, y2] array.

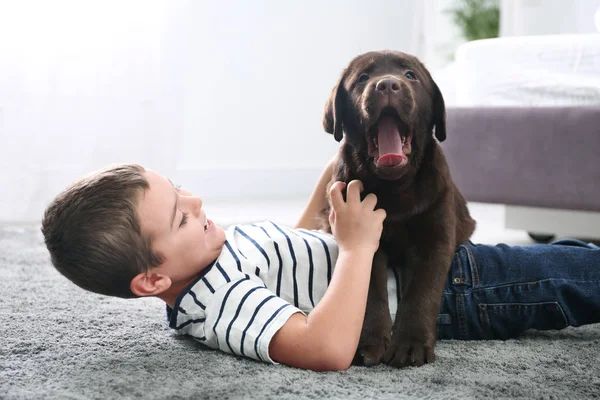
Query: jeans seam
[[478, 304, 490, 339], [457, 294, 468, 339], [471, 278, 600, 293], [555, 301, 569, 327], [465, 245, 480, 286], [457, 249, 464, 283]]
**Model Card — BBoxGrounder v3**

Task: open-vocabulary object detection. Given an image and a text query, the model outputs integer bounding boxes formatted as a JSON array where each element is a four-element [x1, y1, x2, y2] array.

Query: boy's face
[[137, 169, 226, 286]]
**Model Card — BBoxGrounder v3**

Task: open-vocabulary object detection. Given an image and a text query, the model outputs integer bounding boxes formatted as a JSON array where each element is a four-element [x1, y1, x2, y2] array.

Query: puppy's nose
[[376, 79, 400, 93]]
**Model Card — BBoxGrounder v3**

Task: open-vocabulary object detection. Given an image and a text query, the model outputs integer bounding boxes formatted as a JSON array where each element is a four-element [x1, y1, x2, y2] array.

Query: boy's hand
[[272, 179, 386, 371], [329, 180, 386, 254]]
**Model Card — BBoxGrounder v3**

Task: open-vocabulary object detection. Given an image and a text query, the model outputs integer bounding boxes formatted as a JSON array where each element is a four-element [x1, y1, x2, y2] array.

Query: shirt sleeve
[[200, 276, 304, 364]]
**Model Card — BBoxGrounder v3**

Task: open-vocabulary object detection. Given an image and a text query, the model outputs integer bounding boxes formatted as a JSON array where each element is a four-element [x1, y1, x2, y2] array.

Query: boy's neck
[[157, 258, 220, 307], [158, 279, 195, 308]]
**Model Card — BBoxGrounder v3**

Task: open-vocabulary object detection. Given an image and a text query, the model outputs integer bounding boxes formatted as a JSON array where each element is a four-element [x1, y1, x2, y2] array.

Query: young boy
[[41, 160, 600, 371]]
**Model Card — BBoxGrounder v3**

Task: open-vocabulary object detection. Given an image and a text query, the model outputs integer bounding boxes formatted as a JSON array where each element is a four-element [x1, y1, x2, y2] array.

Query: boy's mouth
[[204, 219, 211, 233]]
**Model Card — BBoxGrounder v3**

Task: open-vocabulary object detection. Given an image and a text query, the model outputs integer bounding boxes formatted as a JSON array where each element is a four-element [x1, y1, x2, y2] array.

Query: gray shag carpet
[[2, 225, 600, 400]]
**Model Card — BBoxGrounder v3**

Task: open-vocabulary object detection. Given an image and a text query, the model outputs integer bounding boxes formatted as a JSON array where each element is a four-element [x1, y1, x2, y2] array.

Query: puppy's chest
[[381, 218, 409, 241], [378, 208, 426, 260], [379, 231, 409, 265]]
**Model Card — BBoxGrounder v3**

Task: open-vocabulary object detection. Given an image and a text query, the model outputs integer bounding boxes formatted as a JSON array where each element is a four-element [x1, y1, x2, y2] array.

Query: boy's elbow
[[315, 342, 354, 371], [327, 355, 352, 371], [308, 353, 351, 372]]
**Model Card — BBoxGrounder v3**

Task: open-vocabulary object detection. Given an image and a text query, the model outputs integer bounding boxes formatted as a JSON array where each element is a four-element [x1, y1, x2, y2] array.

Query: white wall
[[0, 1, 183, 223], [3, 0, 597, 223], [3, 0, 598, 223], [0, 0, 424, 223], [177, 0, 421, 202], [500, 0, 600, 36]]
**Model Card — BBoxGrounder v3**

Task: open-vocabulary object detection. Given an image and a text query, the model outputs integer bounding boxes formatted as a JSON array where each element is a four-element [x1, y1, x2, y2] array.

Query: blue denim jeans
[[437, 239, 600, 340]]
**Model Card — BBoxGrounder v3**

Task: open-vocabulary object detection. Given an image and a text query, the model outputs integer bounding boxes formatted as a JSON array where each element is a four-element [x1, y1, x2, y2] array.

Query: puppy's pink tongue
[[378, 153, 406, 166], [377, 116, 405, 167]]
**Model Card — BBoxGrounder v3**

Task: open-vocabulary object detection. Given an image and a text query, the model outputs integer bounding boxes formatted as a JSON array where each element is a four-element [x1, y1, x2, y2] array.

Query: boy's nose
[[191, 196, 202, 217]]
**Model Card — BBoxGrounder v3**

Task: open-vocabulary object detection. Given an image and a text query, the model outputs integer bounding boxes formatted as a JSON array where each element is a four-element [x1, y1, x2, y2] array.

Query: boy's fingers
[[329, 181, 346, 210], [346, 180, 364, 205], [363, 193, 378, 210], [375, 208, 387, 222]]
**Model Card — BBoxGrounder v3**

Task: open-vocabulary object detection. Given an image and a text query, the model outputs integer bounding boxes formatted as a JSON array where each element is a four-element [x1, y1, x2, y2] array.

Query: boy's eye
[[175, 184, 182, 192], [180, 211, 188, 227]]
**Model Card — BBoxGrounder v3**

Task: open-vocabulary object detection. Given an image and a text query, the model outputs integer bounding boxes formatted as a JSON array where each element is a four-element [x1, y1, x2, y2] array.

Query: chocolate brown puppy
[[321, 50, 475, 368]]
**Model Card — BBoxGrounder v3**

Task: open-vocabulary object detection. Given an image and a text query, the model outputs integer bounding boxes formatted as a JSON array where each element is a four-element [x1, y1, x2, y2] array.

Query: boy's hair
[[41, 164, 163, 298]]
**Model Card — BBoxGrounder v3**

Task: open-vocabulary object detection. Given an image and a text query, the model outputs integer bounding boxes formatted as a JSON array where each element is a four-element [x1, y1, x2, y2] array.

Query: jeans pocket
[[479, 302, 568, 340]]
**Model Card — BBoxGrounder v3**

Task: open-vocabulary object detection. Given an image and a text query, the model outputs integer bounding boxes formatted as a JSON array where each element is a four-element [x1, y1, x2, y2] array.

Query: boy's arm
[[269, 248, 376, 371], [294, 155, 338, 230], [271, 180, 386, 371]]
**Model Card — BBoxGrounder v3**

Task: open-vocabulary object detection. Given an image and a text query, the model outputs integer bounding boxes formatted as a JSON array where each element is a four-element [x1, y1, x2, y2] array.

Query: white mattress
[[454, 34, 600, 106]]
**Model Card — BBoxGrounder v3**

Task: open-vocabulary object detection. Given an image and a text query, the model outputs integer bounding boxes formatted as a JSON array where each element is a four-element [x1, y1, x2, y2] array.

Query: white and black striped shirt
[[166, 221, 398, 364]]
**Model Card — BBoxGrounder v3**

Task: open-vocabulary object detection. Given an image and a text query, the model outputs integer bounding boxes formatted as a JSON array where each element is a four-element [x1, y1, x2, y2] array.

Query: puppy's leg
[[384, 241, 454, 368], [353, 249, 392, 367]]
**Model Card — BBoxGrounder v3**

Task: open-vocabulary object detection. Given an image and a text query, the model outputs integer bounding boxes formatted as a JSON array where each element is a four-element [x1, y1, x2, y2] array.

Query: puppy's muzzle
[[376, 78, 400, 93], [374, 78, 401, 108]]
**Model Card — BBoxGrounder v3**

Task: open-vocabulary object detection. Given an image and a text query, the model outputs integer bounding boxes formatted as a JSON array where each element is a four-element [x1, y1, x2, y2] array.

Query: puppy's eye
[[405, 71, 417, 80], [358, 73, 369, 83]]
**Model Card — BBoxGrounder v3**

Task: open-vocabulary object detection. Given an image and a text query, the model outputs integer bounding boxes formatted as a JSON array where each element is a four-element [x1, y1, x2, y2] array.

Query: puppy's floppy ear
[[323, 71, 348, 142], [432, 80, 447, 142]]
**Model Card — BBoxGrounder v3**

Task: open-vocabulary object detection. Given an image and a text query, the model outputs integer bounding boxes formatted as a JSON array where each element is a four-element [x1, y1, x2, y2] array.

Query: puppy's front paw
[[353, 313, 392, 367], [383, 337, 435, 368], [353, 329, 391, 367]]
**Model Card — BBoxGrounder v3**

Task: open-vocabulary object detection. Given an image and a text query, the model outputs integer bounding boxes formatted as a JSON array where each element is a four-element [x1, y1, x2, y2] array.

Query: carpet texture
[[1, 225, 599, 400]]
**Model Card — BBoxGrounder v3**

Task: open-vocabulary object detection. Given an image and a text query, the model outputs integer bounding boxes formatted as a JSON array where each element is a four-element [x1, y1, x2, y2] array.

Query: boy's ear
[[130, 271, 172, 297]]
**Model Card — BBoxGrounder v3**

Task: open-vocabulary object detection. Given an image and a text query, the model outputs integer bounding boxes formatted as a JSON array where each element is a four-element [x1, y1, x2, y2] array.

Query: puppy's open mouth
[[367, 108, 412, 168]]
